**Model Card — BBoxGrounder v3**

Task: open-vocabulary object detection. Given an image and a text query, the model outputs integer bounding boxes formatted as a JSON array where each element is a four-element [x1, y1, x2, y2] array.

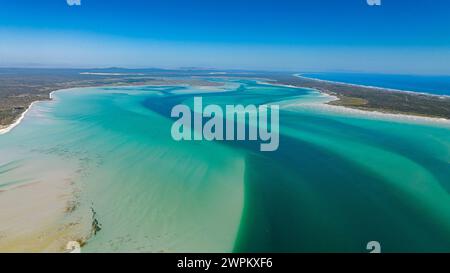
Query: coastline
[[257, 79, 450, 125], [0, 82, 244, 252], [0, 74, 225, 135], [282, 94, 450, 126], [0, 88, 90, 252], [256, 80, 306, 90], [293, 73, 450, 98], [2, 76, 450, 137], [0, 101, 37, 135], [0, 79, 225, 136], [0, 88, 64, 136], [1, 77, 450, 252], [0, 87, 97, 252], [269, 73, 450, 120]]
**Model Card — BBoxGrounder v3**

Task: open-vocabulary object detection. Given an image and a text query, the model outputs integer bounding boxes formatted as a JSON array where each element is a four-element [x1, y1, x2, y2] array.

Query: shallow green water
[[0, 79, 449, 252]]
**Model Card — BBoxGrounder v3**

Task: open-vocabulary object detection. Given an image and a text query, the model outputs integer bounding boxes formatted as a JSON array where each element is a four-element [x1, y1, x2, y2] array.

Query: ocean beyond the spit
[[0, 78, 449, 252], [301, 72, 450, 95]]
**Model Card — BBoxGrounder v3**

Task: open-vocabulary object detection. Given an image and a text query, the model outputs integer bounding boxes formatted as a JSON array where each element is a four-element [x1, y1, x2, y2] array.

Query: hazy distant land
[[0, 68, 223, 130], [1, 68, 450, 131]]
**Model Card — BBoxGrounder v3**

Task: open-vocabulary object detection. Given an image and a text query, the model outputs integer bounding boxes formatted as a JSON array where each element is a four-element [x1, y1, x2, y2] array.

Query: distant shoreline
[[2, 78, 449, 137], [0, 75, 223, 135], [1, 70, 450, 135], [256, 80, 450, 125], [268, 73, 450, 120], [294, 73, 450, 98]]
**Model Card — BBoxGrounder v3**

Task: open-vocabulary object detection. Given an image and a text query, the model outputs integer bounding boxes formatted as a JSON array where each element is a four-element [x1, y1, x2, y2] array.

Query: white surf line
[[293, 73, 450, 98], [256, 80, 309, 90], [80, 72, 145, 76]]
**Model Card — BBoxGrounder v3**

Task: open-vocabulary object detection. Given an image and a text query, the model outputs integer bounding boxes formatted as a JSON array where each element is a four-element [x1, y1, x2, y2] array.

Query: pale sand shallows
[[0, 83, 237, 252], [0, 96, 77, 252], [0, 166, 89, 252], [0, 102, 91, 252], [281, 94, 450, 126]]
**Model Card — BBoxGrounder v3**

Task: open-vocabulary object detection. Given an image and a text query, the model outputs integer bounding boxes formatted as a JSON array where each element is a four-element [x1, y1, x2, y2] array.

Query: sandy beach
[[282, 98, 450, 126], [0, 102, 37, 135], [258, 80, 450, 125]]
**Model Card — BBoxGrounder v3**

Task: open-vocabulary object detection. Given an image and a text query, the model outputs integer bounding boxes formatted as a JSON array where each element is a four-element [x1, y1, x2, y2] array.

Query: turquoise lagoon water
[[0, 79, 449, 252]]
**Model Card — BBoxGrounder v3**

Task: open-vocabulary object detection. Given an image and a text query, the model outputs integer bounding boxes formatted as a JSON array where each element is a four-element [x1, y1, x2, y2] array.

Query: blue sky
[[1, 0, 449, 74]]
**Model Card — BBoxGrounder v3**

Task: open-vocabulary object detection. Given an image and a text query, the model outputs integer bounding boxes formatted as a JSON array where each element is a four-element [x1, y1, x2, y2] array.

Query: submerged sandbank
[[0, 154, 90, 252]]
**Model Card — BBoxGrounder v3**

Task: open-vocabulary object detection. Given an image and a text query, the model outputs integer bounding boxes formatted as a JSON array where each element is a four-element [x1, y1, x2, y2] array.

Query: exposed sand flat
[[0, 181, 65, 251], [257, 80, 450, 125], [256, 80, 306, 90], [0, 149, 90, 252], [80, 72, 145, 76], [281, 94, 450, 126]]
